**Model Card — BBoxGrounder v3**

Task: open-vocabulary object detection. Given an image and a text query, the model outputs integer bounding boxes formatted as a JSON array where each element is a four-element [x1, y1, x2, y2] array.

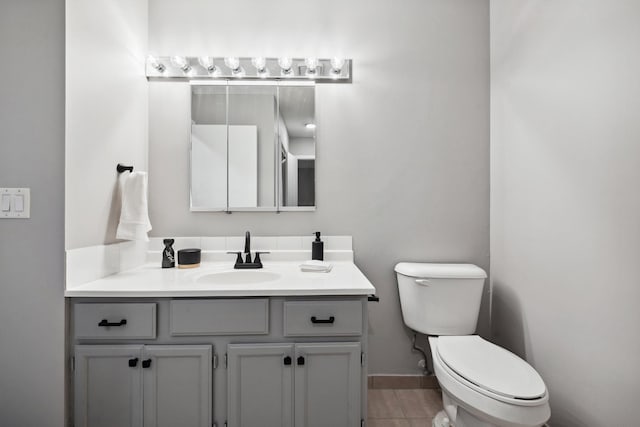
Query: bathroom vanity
[[66, 256, 375, 427]]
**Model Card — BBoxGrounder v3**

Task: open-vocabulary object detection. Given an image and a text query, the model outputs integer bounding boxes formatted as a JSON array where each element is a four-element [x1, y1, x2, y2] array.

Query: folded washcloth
[[300, 260, 333, 273], [116, 171, 152, 242]]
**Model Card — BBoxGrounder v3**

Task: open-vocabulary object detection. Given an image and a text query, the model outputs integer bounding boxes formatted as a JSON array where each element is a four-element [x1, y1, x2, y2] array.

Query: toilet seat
[[436, 336, 547, 405], [429, 336, 551, 427]]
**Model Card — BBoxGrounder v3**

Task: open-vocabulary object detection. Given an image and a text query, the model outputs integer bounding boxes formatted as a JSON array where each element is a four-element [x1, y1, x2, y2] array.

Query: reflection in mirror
[[278, 85, 315, 207], [228, 84, 276, 209], [190, 82, 315, 211], [190, 84, 278, 210], [191, 85, 227, 210]]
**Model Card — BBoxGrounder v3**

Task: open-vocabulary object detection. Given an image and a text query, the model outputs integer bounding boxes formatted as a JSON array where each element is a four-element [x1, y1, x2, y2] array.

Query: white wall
[[0, 1, 65, 426], [490, 1, 640, 425], [148, 0, 490, 374], [66, 0, 149, 249], [289, 138, 315, 158]]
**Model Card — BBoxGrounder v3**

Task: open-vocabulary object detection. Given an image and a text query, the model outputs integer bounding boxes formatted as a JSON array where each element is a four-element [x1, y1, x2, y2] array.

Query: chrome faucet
[[228, 231, 268, 269]]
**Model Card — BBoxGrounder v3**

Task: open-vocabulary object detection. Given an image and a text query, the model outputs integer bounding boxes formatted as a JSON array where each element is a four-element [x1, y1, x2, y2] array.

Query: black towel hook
[[117, 164, 134, 173]]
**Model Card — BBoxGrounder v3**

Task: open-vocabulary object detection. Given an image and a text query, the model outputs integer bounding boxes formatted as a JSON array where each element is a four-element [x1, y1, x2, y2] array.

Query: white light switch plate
[[0, 188, 30, 218]]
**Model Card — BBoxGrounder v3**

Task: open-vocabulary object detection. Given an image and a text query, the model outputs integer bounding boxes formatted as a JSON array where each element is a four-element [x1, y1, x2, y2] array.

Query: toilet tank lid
[[394, 263, 487, 279]]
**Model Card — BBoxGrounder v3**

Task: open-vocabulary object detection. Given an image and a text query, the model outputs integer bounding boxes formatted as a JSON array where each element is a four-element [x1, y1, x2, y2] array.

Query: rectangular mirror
[[190, 82, 315, 212]]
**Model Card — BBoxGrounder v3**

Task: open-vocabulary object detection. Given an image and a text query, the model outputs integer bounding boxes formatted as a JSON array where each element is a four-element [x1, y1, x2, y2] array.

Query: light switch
[[14, 194, 24, 212], [0, 188, 30, 218], [1, 194, 10, 212]]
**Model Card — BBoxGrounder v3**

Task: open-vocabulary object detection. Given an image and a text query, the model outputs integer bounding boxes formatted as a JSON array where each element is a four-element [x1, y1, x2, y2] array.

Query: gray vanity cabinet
[[71, 297, 369, 427], [227, 342, 361, 427], [74, 344, 211, 427]]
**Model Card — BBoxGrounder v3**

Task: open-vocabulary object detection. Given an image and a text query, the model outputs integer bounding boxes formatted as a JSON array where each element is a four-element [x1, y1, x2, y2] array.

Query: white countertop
[[64, 261, 376, 298]]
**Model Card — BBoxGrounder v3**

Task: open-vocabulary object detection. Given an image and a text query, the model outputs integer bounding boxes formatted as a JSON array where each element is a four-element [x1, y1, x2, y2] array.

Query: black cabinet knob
[[128, 357, 139, 367], [297, 356, 305, 366], [142, 359, 152, 368], [284, 356, 292, 366]]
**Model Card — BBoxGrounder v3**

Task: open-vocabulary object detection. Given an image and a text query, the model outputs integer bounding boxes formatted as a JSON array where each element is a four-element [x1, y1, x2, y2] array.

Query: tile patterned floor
[[367, 389, 443, 427]]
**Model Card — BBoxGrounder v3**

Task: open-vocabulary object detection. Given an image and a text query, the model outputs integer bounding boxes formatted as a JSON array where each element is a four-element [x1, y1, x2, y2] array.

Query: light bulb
[[170, 56, 191, 73], [224, 57, 241, 72], [330, 57, 345, 74], [305, 57, 318, 75], [278, 57, 293, 74], [198, 56, 216, 73], [147, 55, 166, 72], [305, 123, 316, 130], [251, 57, 267, 72]]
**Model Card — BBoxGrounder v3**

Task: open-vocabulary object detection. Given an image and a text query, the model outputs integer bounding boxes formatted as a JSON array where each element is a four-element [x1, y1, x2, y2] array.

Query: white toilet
[[395, 262, 550, 427]]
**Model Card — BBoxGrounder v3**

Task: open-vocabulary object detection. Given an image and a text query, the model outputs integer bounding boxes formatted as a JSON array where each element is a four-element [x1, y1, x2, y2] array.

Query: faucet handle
[[227, 251, 243, 264], [254, 251, 270, 265]]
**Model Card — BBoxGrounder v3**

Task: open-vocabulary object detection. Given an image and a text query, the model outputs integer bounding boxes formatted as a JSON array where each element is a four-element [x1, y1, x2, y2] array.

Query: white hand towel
[[116, 171, 152, 242], [300, 260, 333, 273]]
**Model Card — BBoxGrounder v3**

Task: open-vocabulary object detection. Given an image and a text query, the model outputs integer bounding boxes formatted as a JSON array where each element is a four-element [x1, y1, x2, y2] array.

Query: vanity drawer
[[170, 299, 269, 335], [284, 300, 363, 337], [74, 303, 157, 340]]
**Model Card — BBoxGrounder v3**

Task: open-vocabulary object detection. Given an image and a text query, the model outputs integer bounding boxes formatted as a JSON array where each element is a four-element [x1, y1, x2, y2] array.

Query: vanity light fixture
[[146, 56, 352, 82], [170, 56, 192, 74], [147, 55, 166, 73], [278, 57, 293, 75], [198, 56, 217, 74]]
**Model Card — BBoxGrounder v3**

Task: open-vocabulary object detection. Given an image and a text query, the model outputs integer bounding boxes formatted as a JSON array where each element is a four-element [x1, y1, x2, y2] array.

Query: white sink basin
[[195, 270, 282, 285]]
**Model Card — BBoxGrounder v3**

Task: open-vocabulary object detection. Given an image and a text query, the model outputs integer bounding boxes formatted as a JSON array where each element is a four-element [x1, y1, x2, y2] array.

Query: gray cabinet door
[[294, 342, 361, 427], [227, 343, 294, 427], [142, 345, 212, 427], [74, 345, 144, 427]]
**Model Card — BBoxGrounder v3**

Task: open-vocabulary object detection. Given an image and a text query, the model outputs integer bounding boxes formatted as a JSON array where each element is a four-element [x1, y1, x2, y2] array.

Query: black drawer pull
[[297, 356, 305, 366], [128, 358, 139, 367], [310, 316, 335, 324], [142, 359, 152, 369], [98, 319, 127, 327], [284, 356, 292, 366]]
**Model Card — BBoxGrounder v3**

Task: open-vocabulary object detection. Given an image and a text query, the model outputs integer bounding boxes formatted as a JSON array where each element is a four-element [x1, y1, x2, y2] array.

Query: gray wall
[[490, 1, 640, 425], [0, 1, 65, 426], [148, 0, 490, 374]]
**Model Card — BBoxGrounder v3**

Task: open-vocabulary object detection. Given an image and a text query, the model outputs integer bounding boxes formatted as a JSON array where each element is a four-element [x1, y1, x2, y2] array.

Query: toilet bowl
[[430, 335, 549, 427], [395, 263, 550, 427]]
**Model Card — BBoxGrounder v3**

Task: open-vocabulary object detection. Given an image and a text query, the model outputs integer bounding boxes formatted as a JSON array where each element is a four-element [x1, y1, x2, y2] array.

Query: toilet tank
[[395, 263, 487, 335]]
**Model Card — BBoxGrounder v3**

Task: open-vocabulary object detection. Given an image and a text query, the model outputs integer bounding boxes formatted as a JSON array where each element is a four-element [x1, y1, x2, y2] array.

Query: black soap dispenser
[[162, 239, 175, 268], [312, 232, 324, 261]]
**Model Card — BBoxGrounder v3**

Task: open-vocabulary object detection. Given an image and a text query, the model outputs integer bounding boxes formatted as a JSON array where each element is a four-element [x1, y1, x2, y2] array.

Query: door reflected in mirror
[[190, 82, 315, 212]]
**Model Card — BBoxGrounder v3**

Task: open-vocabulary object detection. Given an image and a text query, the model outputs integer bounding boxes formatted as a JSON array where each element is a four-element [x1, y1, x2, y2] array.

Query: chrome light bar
[[146, 56, 352, 83]]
